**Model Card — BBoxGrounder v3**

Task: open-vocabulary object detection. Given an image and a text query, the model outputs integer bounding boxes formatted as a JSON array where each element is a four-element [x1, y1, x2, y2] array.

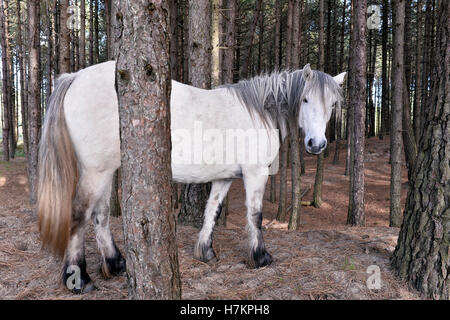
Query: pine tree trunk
[[392, 1, 449, 299], [17, 0, 28, 156], [89, 0, 94, 65], [170, 0, 179, 81], [380, 0, 390, 139], [178, 0, 212, 228], [80, 0, 86, 68], [94, 0, 99, 63], [389, 0, 405, 228], [0, 0, 10, 161], [105, 0, 112, 60], [240, 0, 262, 79], [288, 119, 301, 230], [274, 0, 281, 68], [413, 0, 423, 143], [276, 139, 289, 222], [313, 0, 325, 208], [346, 0, 367, 226], [59, 0, 70, 73], [115, 0, 181, 299], [27, 0, 41, 204]]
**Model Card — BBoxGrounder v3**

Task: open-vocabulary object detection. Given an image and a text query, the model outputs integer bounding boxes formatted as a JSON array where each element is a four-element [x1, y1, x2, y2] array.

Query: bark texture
[[115, 0, 181, 299], [392, 0, 449, 300], [390, 0, 405, 228], [346, 0, 367, 226], [27, 0, 41, 204], [178, 0, 212, 228]]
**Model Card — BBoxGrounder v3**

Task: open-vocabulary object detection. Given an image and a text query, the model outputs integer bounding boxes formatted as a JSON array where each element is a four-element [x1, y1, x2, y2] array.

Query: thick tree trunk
[[115, 0, 181, 299], [346, 0, 367, 226], [170, 0, 179, 81], [27, 0, 41, 204], [392, 0, 449, 300], [178, 0, 212, 227], [389, 0, 405, 228]]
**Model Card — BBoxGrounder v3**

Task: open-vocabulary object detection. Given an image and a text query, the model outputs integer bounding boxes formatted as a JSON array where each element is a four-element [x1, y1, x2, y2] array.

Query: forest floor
[[0, 137, 422, 300]]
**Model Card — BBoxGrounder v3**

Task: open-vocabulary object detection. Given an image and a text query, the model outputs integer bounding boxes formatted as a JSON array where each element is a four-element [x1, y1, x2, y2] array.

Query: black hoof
[[102, 251, 127, 278], [250, 248, 273, 268], [63, 261, 96, 294], [194, 239, 218, 263]]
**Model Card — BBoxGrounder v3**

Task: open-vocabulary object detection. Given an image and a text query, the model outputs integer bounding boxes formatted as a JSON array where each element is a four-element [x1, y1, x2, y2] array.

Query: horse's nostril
[[307, 139, 313, 147], [320, 141, 326, 149]]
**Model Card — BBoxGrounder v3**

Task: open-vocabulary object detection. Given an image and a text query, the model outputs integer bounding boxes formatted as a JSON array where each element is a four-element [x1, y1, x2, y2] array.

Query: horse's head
[[298, 64, 346, 155]]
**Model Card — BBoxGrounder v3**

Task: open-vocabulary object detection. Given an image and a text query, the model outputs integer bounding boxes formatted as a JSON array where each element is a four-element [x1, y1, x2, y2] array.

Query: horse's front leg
[[194, 179, 232, 263], [242, 167, 273, 268]]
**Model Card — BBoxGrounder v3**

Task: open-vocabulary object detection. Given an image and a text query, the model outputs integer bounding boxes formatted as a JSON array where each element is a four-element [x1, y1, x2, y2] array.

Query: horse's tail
[[37, 73, 78, 257]]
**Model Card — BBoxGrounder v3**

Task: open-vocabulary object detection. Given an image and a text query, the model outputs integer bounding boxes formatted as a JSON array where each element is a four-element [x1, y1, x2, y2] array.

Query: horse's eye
[[303, 98, 308, 103]]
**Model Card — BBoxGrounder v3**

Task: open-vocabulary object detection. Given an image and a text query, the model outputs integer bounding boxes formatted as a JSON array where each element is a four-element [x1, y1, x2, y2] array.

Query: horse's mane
[[220, 68, 343, 139]]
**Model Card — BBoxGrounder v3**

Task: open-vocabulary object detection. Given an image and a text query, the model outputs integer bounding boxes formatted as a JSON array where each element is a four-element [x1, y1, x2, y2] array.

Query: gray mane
[[220, 68, 343, 139]]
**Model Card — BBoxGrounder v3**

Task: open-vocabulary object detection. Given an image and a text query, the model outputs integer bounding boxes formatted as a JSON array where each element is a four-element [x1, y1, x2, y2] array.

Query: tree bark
[[0, 0, 11, 161], [240, 0, 262, 79], [17, 0, 28, 156], [288, 119, 301, 230], [313, 0, 325, 208], [380, 0, 390, 139], [346, 0, 367, 226], [389, 0, 405, 228], [27, 0, 41, 204], [413, 0, 423, 143], [115, 0, 181, 299], [80, 0, 86, 68], [59, 0, 70, 73], [178, 0, 212, 227], [94, 0, 99, 63], [276, 138, 289, 222], [392, 0, 449, 299]]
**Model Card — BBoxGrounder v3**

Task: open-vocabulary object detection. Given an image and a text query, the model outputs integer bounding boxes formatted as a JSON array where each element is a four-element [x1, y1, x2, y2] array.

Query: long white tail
[[37, 73, 78, 257]]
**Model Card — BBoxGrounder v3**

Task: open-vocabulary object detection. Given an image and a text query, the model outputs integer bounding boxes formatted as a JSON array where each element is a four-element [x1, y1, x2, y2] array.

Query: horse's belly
[[171, 164, 241, 183]]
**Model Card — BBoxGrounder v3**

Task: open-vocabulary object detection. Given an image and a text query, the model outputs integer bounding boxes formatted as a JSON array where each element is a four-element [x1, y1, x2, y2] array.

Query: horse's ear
[[302, 64, 313, 81], [333, 72, 347, 86]]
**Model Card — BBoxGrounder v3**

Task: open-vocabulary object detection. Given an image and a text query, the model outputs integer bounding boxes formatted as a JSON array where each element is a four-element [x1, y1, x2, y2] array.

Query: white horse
[[37, 61, 346, 293]]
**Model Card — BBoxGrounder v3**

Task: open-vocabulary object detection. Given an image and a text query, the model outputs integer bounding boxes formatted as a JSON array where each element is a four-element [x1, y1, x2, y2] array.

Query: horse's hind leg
[[62, 171, 118, 293], [91, 184, 126, 278], [62, 177, 97, 294], [242, 166, 273, 268], [194, 179, 232, 263]]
